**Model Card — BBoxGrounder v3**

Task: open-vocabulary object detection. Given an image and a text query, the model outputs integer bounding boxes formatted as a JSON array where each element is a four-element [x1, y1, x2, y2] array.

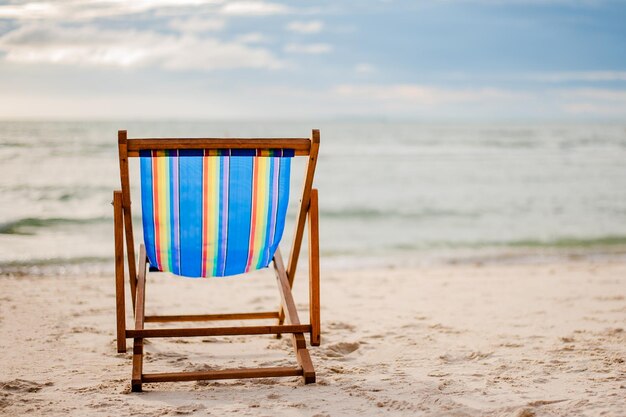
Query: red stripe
[[245, 157, 259, 271]]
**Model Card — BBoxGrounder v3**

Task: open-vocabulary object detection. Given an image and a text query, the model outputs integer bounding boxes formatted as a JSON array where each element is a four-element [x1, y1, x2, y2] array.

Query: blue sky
[[0, 0, 625, 120]]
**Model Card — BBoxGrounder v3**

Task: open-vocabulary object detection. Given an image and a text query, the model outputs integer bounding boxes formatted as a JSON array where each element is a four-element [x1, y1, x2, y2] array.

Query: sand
[[1, 259, 625, 416]]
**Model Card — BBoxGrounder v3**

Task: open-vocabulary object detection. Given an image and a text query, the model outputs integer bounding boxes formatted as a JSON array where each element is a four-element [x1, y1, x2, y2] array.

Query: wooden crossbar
[[126, 138, 311, 157], [145, 311, 279, 323], [126, 324, 310, 338], [142, 367, 303, 383]]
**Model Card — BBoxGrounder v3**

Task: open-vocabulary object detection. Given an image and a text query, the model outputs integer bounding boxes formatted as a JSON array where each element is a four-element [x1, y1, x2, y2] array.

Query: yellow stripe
[[204, 156, 216, 275], [211, 157, 221, 274], [251, 157, 268, 268]]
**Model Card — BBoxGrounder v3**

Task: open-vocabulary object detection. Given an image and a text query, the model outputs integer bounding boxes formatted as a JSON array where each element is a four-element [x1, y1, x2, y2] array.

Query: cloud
[[284, 42, 332, 54], [525, 71, 626, 82], [0, 23, 284, 70], [556, 88, 626, 115], [334, 84, 525, 104], [285, 20, 323, 34], [219, 1, 289, 15], [332, 84, 626, 118], [558, 88, 626, 101], [0, 0, 225, 21], [355, 63, 376, 74], [168, 17, 226, 33], [235, 32, 269, 44]]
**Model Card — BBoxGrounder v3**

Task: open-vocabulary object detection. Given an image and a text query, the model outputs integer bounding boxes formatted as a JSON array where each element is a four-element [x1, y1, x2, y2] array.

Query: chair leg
[[131, 343, 143, 392], [274, 249, 316, 384], [131, 246, 147, 392], [294, 335, 316, 384], [113, 191, 126, 353], [308, 189, 320, 346]]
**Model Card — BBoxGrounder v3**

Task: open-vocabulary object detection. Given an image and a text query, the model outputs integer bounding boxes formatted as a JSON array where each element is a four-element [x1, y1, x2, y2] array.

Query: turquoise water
[[2, 121, 626, 273]]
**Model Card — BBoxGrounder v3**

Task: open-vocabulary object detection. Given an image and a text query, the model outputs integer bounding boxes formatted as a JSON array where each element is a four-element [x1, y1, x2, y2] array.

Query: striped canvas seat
[[139, 149, 293, 277]]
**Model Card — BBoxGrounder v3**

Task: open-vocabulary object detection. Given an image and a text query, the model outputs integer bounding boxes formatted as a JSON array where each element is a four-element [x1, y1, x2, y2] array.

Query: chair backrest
[[118, 131, 319, 280]]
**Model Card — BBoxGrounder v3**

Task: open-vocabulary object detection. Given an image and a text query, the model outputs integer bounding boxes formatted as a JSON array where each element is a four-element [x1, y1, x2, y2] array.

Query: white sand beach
[[1, 259, 625, 416]]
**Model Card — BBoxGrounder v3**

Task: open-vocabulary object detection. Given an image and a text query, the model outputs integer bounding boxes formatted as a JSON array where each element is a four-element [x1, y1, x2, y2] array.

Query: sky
[[0, 0, 625, 121]]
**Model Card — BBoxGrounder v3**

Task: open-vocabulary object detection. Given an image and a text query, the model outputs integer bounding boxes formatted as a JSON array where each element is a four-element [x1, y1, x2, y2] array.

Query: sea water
[[2, 121, 626, 274]]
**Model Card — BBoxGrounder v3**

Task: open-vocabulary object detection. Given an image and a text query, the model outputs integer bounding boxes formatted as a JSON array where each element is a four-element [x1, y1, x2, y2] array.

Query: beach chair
[[113, 130, 320, 391]]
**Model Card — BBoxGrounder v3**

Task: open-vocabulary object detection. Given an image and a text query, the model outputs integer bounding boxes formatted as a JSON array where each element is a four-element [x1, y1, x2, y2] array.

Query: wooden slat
[[280, 129, 320, 324], [113, 191, 126, 354], [133, 251, 147, 333], [117, 130, 137, 309], [273, 250, 316, 382], [273, 250, 306, 350], [145, 311, 279, 323], [131, 354, 143, 392], [131, 245, 147, 392], [308, 188, 321, 346], [137, 243, 147, 316], [127, 324, 310, 338], [274, 248, 300, 324], [274, 249, 301, 326], [287, 129, 320, 281], [126, 138, 311, 157], [142, 367, 302, 383], [296, 347, 316, 384]]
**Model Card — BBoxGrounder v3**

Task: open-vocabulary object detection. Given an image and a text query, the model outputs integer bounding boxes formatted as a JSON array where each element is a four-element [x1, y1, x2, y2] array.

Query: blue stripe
[[169, 151, 181, 275], [224, 155, 253, 276], [178, 149, 203, 277], [140, 150, 158, 270], [232, 149, 256, 157]]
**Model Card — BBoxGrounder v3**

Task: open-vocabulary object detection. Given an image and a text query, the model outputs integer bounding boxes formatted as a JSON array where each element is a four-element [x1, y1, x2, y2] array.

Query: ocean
[[2, 120, 626, 275]]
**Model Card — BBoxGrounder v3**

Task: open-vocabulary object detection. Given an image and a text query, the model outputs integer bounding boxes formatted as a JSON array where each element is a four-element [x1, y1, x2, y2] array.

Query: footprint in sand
[[326, 321, 356, 331], [0, 379, 53, 409], [428, 323, 463, 334], [439, 351, 492, 363], [323, 342, 360, 358], [171, 404, 206, 415], [0, 379, 52, 393]]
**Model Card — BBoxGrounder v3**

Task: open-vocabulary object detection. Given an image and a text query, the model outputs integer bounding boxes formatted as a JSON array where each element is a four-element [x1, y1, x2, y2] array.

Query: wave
[[0, 216, 111, 235], [385, 235, 626, 251], [320, 207, 481, 220], [0, 256, 112, 276], [503, 236, 626, 248]]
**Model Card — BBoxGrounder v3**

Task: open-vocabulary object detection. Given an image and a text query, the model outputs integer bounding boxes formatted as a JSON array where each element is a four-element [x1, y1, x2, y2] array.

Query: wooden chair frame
[[113, 129, 320, 392]]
